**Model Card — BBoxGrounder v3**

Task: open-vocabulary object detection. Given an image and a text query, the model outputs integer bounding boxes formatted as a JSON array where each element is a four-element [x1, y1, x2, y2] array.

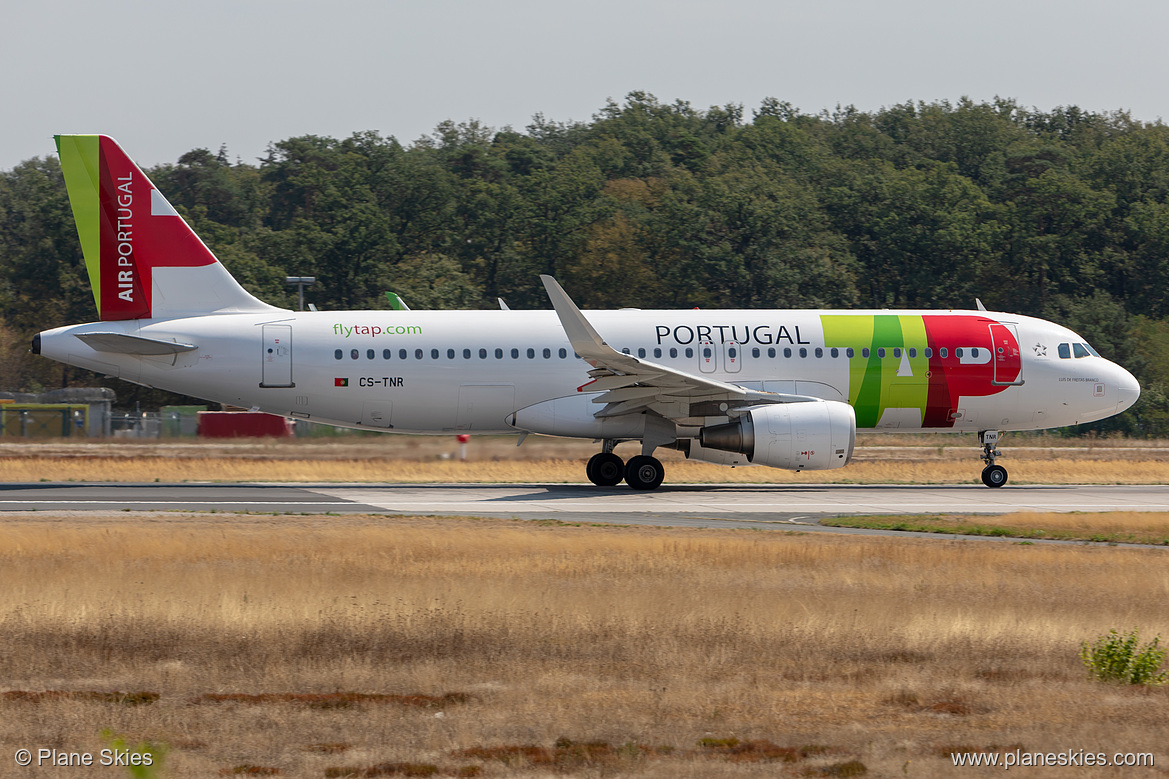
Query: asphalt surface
[[1, 483, 1166, 539]]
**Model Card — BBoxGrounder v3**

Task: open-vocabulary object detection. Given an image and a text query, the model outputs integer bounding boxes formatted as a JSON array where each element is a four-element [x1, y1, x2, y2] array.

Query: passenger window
[[892, 348, 901, 358], [685, 348, 694, 358], [351, 349, 359, 360], [399, 349, 408, 360], [495, 348, 503, 359], [384, 349, 392, 360], [543, 348, 551, 358], [1058, 343, 1070, 359], [702, 347, 712, 358], [463, 349, 471, 359], [830, 347, 839, 358], [622, 347, 631, 355], [479, 348, 487, 359], [415, 349, 423, 360], [751, 347, 760, 358], [908, 348, 916, 358], [366, 349, 374, 359], [924, 347, 932, 358], [431, 349, 440, 359], [511, 348, 519, 359], [877, 348, 885, 358], [334, 349, 343, 360], [956, 348, 964, 358], [784, 348, 792, 358], [799, 348, 808, 358], [527, 348, 535, 359], [940, 347, 948, 358], [814, 347, 823, 358], [559, 348, 567, 358], [846, 347, 854, 358], [447, 348, 455, 359], [728, 347, 738, 358], [638, 348, 646, 358], [970, 347, 979, 358], [768, 347, 776, 358], [654, 348, 662, 358], [669, 348, 678, 358], [1073, 343, 1090, 358], [862, 348, 870, 358]]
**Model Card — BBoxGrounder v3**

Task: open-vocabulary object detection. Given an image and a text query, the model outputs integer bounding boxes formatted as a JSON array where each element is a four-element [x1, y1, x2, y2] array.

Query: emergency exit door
[[260, 324, 295, 388]]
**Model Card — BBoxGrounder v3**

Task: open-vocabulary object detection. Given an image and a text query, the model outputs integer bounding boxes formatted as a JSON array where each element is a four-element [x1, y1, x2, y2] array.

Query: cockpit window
[[1057, 343, 1071, 359], [1084, 343, 1100, 357], [1073, 343, 1090, 359]]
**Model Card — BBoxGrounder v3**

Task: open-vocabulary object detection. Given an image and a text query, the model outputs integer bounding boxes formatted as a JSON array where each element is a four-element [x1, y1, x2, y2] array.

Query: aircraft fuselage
[[37, 307, 1139, 436]]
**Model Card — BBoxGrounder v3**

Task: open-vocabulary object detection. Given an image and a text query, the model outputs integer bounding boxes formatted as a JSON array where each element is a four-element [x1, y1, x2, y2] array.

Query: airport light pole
[[285, 276, 316, 311]]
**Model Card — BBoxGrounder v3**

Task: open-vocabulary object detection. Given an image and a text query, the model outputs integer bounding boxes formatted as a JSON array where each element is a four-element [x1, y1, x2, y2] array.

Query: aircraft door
[[989, 323, 1023, 385], [260, 324, 294, 388], [723, 342, 742, 373], [698, 337, 717, 374]]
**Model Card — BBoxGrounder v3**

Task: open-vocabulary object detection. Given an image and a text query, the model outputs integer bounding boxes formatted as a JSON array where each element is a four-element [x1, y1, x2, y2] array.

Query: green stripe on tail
[[55, 135, 103, 315]]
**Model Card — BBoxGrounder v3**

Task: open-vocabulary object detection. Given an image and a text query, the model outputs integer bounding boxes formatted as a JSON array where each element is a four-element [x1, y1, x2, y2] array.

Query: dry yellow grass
[[3, 454, 1168, 484], [1, 514, 1167, 776]]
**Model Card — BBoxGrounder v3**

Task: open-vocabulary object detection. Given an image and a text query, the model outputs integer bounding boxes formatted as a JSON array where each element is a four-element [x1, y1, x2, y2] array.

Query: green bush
[[1080, 629, 1168, 685]]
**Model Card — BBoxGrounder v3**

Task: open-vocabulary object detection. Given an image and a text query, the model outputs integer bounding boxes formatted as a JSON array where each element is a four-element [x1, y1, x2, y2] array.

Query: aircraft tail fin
[[55, 134, 282, 321]]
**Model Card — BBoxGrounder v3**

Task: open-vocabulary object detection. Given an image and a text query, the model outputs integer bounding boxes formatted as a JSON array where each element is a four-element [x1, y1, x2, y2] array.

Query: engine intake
[[699, 400, 856, 471]]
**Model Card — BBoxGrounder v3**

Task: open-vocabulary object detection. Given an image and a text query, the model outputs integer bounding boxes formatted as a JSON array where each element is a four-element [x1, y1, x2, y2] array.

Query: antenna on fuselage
[[976, 298, 987, 311]]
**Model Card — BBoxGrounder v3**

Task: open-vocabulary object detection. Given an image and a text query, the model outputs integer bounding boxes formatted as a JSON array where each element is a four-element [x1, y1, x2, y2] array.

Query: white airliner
[[34, 135, 1140, 489]]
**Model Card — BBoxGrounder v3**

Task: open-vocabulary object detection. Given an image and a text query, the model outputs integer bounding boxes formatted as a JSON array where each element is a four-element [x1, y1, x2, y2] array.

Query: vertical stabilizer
[[55, 134, 282, 320]]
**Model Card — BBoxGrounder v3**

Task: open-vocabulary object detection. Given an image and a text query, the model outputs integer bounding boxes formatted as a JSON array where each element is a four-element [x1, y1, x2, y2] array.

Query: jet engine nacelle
[[699, 400, 856, 471]]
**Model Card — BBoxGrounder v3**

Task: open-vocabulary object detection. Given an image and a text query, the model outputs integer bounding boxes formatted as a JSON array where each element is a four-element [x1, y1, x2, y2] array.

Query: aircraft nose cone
[[1115, 366, 1141, 413]]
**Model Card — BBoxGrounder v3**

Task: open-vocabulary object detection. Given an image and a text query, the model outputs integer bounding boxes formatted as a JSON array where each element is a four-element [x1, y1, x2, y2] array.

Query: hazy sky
[[3, 0, 1168, 171]]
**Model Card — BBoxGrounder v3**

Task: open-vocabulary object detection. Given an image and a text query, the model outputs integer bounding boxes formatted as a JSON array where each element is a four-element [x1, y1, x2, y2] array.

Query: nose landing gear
[[979, 430, 1008, 488]]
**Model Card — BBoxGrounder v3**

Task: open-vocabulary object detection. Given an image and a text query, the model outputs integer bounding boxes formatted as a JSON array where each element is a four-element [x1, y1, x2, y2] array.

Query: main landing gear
[[979, 430, 1008, 488], [585, 452, 624, 486], [585, 441, 665, 490]]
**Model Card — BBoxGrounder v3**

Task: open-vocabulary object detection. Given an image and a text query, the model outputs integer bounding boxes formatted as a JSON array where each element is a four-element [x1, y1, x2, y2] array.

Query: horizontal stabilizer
[[75, 332, 198, 355]]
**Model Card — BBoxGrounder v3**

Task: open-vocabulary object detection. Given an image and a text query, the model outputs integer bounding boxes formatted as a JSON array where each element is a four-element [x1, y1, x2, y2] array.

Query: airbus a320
[[34, 135, 1141, 489]]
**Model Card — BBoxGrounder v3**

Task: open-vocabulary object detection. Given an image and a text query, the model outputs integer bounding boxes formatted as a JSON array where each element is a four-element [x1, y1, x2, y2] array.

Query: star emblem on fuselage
[[1033, 343, 1047, 357]]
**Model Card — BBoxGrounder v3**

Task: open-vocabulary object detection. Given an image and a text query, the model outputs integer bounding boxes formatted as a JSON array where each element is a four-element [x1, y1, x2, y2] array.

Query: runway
[[0, 482, 1166, 535]]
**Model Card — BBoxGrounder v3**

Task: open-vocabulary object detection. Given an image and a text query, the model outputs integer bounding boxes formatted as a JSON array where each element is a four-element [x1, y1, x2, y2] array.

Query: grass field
[[1, 456, 1165, 485], [824, 511, 1169, 545], [1, 513, 1167, 777], [0, 433, 1166, 484], [2, 432, 1159, 481]]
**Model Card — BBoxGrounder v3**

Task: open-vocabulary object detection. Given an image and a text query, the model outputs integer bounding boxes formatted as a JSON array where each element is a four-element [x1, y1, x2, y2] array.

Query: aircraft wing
[[540, 275, 816, 422]]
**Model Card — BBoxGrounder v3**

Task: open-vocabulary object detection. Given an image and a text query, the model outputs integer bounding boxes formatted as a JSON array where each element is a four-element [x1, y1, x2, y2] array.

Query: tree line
[[1, 93, 1167, 434]]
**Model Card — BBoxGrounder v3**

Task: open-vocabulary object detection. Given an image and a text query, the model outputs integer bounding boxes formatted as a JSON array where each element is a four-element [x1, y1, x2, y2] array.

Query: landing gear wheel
[[624, 455, 665, 491], [586, 452, 625, 486], [981, 464, 1008, 488], [978, 430, 1005, 488]]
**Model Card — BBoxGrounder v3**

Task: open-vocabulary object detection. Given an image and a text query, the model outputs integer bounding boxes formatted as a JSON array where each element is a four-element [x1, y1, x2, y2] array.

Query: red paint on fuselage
[[922, 315, 1017, 428]]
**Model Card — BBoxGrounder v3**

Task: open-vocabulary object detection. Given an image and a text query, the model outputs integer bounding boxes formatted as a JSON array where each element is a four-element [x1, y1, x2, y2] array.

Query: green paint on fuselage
[[822, 314, 929, 428]]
